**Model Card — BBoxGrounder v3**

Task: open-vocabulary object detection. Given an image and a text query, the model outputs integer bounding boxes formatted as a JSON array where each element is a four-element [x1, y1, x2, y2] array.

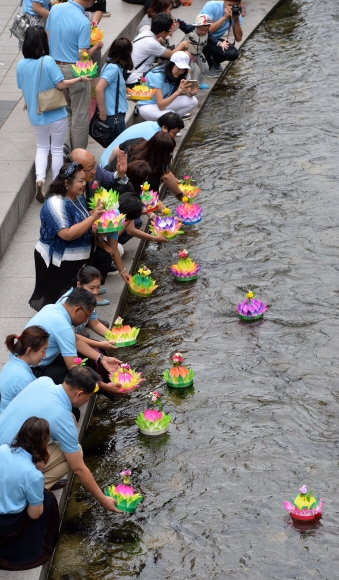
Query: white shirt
[[128, 31, 166, 85]]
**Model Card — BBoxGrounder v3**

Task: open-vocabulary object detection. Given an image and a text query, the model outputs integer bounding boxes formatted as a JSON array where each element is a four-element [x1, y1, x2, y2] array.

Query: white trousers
[[32, 116, 67, 182], [139, 95, 198, 121]]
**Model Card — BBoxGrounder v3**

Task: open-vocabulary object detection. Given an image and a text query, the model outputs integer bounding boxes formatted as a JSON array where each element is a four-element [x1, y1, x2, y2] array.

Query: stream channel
[[49, 0, 339, 577]]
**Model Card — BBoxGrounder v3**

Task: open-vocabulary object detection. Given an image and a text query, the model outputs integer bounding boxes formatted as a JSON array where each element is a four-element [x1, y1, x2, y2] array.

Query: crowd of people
[[0, 0, 244, 571]]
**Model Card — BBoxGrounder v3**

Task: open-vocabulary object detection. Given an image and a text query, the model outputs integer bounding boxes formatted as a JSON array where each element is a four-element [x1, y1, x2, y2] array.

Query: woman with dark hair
[[0, 417, 60, 571], [29, 162, 104, 311], [139, 51, 198, 121], [0, 327, 49, 414], [16, 26, 89, 203], [136, 0, 173, 35], [95, 38, 133, 133]]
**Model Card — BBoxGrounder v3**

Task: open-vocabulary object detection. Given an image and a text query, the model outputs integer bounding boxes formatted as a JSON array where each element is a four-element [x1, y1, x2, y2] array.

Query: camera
[[231, 4, 242, 17]]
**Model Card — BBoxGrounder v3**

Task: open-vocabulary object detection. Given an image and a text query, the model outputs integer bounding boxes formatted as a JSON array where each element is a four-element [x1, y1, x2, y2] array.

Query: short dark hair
[[107, 37, 133, 71], [151, 12, 173, 35], [10, 417, 50, 464], [157, 112, 184, 131], [126, 160, 151, 193], [46, 162, 84, 198], [22, 26, 49, 59], [147, 0, 173, 18], [65, 287, 96, 310], [64, 366, 101, 394], [119, 192, 143, 221], [5, 326, 49, 356]]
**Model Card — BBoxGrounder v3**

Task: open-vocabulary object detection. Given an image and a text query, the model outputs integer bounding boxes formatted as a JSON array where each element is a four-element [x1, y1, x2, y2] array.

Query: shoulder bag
[[89, 64, 121, 148], [37, 57, 68, 115], [9, 0, 30, 43]]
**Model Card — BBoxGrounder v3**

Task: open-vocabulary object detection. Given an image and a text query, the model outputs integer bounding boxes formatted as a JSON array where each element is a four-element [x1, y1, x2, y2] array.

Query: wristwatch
[[96, 353, 104, 365]]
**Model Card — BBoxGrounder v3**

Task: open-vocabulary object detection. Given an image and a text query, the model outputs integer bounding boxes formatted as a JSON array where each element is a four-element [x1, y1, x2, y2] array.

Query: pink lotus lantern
[[169, 249, 200, 282], [104, 470, 143, 513], [175, 196, 202, 225], [284, 485, 323, 522], [237, 291, 267, 321], [72, 50, 98, 78], [135, 391, 171, 436], [140, 182, 159, 213], [109, 363, 145, 393]]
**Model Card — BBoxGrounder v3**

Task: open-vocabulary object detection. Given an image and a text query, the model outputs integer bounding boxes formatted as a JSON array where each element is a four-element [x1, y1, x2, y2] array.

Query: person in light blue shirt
[[100, 112, 184, 169], [201, 0, 243, 77], [46, 0, 103, 152], [96, 38, 133, 135], [16, 26, 89, 203], [21, 0, 49, 41], [0, 368, 121, 514], [0, 326, 49, 414], [0, 417, 60, 569]]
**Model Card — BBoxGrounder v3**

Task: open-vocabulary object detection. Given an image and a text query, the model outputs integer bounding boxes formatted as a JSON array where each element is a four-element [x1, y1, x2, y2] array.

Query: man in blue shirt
[[100, 111, 184, 169], [0, 367, 121, 512], [201, 0, 243, 77], [46, 0, 103, 152]]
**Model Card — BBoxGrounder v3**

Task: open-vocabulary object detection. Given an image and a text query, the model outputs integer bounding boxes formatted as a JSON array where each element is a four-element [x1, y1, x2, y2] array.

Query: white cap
[[170, 51, 191, 70], [192, 14, 213, 26]]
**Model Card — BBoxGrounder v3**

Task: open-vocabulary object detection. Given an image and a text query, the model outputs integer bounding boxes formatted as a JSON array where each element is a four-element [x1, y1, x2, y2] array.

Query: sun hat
[[170, 51, 191, 70], [192, 14, 213, 26]]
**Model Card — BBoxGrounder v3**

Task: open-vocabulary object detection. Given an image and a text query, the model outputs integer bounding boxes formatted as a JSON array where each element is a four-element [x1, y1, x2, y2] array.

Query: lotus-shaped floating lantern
[[149, 214, 184, 240], [129, 265, 158, 297], [237, 291, 267, 321], [175, 196, 202, 225], [104, 316, 140, 347], [88, 188, 125, 233], [127, 77, 156, 101], [90, 20, 104, 46], [72, 50, 98, 79], [178, 175, 200, 198], [135, 391, 171, 436], [104, 470, 143, 513], [163, 352, 194, 388], [169, 249, 200, 282], [140, 182, 159, 213], [109, 363, 145, 393], [284, 485, 323, 522]]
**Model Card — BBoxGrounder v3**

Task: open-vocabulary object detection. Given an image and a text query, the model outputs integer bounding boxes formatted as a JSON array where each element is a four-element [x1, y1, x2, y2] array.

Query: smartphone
[[182, 79, 199, 89], [169, 21, 180, 33]]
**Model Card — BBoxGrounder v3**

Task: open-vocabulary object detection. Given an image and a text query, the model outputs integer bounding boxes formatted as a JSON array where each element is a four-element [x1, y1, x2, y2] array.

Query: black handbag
[[89, 66, 121, 148]]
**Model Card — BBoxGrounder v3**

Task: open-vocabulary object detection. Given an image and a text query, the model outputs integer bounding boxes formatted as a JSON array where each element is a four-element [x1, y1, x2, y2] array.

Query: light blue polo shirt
[[100, 121, 160, 168], [101, 63, 128, 116], [0, 446, 44, 514], [0, 354, 36, 414], [0, 378, 80, 454], [23, 0, 49, 15], [58, 288, 98, 333], [201, 1, 242, 38], [46, 0, 91, 63], [16, 56, 66, 127], [25, 302, 77, 366], [140, 68, 174, 107]]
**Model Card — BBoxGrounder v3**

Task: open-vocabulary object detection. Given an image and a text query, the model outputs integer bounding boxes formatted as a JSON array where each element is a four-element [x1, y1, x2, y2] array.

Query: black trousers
[[91, 243, 112, 283], [203, 41, 239, 67]]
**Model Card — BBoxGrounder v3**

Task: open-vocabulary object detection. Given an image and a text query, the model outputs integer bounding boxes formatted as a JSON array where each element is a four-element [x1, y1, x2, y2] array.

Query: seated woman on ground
[[0, 327, 49, 414], [138, 52, 199, 122], [0, 417, 59, 571]]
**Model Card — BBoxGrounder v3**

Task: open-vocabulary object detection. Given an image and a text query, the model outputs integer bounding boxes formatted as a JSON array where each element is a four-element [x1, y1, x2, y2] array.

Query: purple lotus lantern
[[149, 215, 184, 240], [237, 291, 267, 321]]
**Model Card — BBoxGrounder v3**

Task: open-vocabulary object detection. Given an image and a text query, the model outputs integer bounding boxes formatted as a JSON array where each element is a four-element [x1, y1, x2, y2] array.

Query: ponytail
[[5, 326, 49, 355]]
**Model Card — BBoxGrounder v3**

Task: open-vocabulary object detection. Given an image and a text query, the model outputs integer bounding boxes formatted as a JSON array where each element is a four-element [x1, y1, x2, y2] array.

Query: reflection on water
[[49, 0, 339, 577]]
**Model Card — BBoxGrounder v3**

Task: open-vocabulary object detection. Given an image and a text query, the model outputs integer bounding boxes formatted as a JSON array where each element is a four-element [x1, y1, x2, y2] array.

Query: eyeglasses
[[79, 306, 92, 319], [83, 163, 96, 173]]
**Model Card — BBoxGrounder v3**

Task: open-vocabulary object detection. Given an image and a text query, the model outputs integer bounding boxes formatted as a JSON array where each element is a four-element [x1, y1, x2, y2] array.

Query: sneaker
[[214, 63, 222, 72], [107, 265, 118, 275], [206, 67, 219, 78], [35, 181, 45, 204], [181, 113, 191, 120], [199, 83, 209, 90], [102, 11, 111, 16]]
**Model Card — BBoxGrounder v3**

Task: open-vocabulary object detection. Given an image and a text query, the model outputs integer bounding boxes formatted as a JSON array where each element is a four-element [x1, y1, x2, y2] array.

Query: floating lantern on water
[[169, 249, 200, 282], [237, 291, 267, 321], [104, 317, 140, 348], [140, 182, 159, 213], [88, 187, 125, 233], [175, 196, 202, 225], [128, 265, 158, 297], [135, 391, 171, 436], [72, 50, 98, 78], [163, 352, 194, 388], [104, 470, 143, 513], [109, 363, 145, 393], [149, 214, 184, 240], [127, 78, 156, 101], [90, 20, 104, 46], [284, 485, 323, 522], [178, 175, 200, 198]]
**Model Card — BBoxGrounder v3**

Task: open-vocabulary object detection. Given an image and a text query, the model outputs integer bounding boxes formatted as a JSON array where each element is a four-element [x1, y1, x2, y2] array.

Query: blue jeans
[[106, 112, 126, 134]]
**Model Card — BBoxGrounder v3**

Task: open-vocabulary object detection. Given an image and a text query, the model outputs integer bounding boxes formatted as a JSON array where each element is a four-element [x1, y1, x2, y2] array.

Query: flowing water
[[49, 1, 339, 577]]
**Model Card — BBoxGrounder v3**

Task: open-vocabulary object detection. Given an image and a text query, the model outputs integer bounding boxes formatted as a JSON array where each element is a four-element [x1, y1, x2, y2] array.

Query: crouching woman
[[0, 418, 59, 571]]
